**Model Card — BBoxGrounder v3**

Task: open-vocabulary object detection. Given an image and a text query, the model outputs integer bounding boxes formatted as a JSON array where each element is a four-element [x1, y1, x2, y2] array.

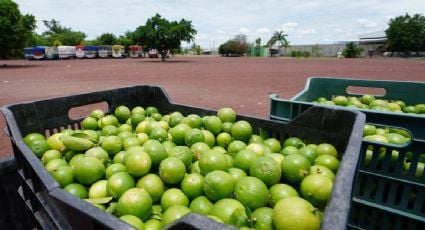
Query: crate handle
[[67, 101, 109, 120], [365, 122, 414, 147], [346, 86, 386, 97]]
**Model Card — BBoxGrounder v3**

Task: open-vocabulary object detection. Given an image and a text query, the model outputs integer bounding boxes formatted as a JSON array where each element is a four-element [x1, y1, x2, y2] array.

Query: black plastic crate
[[1, 85, 366, 229], [0, 156, 38, 230]]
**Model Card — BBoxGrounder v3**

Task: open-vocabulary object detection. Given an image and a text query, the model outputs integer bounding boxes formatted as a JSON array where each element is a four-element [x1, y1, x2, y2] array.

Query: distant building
[[358, 31, 387, 45], [274, 31, 387, 57], [358, 31, 387, 56]]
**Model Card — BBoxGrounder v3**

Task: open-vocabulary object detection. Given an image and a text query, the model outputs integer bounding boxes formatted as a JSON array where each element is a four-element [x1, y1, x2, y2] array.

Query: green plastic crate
[[348, 137, 425, 229], [269, 77, 425, 229], [269, 77, 425, 141]]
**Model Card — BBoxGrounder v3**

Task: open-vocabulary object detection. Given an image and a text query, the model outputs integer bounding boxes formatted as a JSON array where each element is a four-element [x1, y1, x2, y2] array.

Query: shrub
[[342, 42, 363, 58]]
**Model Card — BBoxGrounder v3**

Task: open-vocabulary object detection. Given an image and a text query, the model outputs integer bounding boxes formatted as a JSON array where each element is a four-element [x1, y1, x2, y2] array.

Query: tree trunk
[[160, 50, 167, 62]]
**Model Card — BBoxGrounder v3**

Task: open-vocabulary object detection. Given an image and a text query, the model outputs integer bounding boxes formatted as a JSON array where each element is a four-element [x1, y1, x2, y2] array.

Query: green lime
[[249, 156, 281, 187], [136, 173, 165, 203], [281, 154, 310, 184], [269, 183, 299, 207], [181, 173, 205, 200], [198, 150, 228, 175], [107, 171, 135, 198], [161, 205, 191, 227], [251, 207, 274, 230], [73, 156, 105, 185], [234, 176, 269, 210], [203, 170, 234, 201], [117, 188, 152, 221], [189, 196, 213, 215], [120, 215, 144, 230], [63, 183, 88, 199], [161, 188, 190, 210], [159, 157, 186, 185]]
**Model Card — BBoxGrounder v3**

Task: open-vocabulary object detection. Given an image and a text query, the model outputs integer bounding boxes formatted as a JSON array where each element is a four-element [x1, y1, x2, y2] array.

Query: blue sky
[[15, 0, 425, 49]]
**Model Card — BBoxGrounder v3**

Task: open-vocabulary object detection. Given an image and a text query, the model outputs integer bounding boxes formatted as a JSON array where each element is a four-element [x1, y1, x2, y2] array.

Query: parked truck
[[58, 46, 76, 59]]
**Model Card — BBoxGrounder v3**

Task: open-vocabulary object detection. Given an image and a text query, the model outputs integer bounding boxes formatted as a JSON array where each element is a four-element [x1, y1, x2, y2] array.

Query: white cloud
[[299, 29, 316, 35], [280, 22, 299, 32], [357, 18, 378, 28], [257, 27, 270, 33], [239, 27, 250, 33], [13, 0, 425, 48]]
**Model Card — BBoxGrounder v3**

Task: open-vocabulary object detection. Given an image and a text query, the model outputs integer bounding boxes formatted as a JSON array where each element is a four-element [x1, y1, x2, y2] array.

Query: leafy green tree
[[218, 34, 250, 56], [42, 19, 86, 46], [0, 0, 36, 58], [27, 32, 49, 47], [255, 37, 261, 56], [133, 14, 197, 61], [311, 44, 322, 57], [53, 40, 62, 46], [342, 42, 363, 58], [116, 35, 132, 48], [385, 13, 425, 56], [95, 33, 117, 45], [191, 43, 202, 55]]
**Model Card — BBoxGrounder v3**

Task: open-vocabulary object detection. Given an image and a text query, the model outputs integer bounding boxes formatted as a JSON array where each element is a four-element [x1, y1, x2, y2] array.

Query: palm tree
[[267, 31, 288, 56]]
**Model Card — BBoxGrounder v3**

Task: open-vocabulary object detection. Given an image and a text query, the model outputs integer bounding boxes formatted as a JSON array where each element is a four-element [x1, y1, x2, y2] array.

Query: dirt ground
[[1, 56, 424, 158]]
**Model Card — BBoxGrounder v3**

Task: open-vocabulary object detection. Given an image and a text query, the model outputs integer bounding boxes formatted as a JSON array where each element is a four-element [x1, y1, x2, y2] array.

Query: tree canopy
[[267, 31, 288, 48], [218, 34, 250, 56], [0, 0, 36, 58], [94, 33, 117, 45], [42, 19, 86, 46], [133, 14, 197, 61], [342, 42, 363, 58], [385, 13, 425, 55]]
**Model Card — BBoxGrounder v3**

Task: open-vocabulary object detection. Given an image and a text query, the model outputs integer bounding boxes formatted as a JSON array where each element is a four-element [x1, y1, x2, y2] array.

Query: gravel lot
[[1, 56, 424, 158]]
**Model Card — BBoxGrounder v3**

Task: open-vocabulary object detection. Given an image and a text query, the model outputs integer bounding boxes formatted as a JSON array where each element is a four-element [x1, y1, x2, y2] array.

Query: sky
[[14, 0, 425, 49]]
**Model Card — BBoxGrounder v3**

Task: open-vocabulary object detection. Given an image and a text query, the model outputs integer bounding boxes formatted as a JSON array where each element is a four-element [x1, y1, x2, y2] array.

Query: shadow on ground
[[137, 60, 195, 64], [0, 64, 38, 69]]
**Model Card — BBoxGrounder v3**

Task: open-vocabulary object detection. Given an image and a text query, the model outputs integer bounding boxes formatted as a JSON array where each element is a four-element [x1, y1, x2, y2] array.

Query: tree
[[385, 13, 425, 56], [342, 42, 363, 58], [0, 0, 36, 59], [116, 35, 132, 48], [218, 34, 250, 56], [133, 14, 197, 61], [42, 19, 86, 46], [95, 33, 117, 45], [311, 44, 322, 57], [267, 30, 288, 56], [255, 37, 261, 56], [191, 43, 202, 55], [26, 32, 48, 47]]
